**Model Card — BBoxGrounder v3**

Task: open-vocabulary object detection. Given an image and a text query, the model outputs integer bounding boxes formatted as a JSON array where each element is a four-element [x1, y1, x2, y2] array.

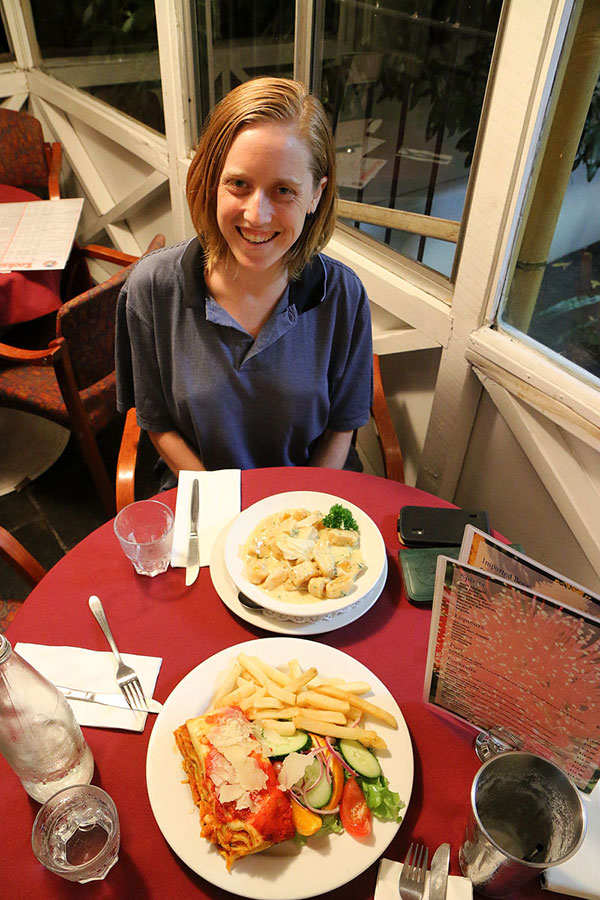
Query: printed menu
[[0, 198, 83, 272], [424, 526, 600, 792]]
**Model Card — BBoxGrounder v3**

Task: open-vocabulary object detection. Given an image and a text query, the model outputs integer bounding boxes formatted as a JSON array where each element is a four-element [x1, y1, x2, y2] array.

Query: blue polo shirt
[[115, 238, 372, 471]]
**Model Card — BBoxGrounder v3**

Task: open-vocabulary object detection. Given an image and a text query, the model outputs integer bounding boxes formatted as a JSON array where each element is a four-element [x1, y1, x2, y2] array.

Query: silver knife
[[57, 685, 162, 714], [185, 477, 200, 586], [429, 843, 450, 900]]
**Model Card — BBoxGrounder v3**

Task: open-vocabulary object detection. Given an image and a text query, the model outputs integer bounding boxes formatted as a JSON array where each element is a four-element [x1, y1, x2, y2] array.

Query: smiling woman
[[116, 77, 373, 488], [208, 121, 327, 336]]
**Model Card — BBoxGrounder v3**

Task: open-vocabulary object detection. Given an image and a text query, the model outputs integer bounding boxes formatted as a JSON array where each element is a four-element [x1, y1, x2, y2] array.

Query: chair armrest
[[80, 233, 165, 269], [81, 245, 138, 266], [44, 142, 62, 200], [0, 341, 59, 364], [371, 354, 405, 483], [116, 407, 142, 512], [0, 526, 47, 587]]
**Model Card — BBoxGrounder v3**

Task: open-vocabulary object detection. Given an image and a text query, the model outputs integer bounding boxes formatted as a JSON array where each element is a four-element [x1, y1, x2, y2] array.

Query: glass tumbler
[[114, 499, 174, 576], [32, 784, 120, 883]]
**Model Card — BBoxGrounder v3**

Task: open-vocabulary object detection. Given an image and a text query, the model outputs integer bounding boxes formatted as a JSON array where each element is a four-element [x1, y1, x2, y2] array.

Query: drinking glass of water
[[32, 784, 120, 883], [114, 499, 174, 576]]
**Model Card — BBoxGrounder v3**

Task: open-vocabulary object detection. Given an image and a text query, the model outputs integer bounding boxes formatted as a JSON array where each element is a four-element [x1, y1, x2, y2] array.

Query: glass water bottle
[[0, 635, 94, 802]]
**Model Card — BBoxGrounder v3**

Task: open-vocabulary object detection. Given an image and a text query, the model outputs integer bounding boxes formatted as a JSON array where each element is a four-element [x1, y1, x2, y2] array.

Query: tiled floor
[[0, 419, 158, 617]]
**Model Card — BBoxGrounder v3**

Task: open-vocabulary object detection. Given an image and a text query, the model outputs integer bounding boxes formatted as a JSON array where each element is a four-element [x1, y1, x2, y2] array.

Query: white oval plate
[[223, 492, 387, 619], [211, 519, 388, 634], [146, 637, 413, 900]]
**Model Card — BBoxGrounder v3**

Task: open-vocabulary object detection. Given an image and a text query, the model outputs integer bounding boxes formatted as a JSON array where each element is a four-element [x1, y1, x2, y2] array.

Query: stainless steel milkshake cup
[[459, 751, 586, 897]]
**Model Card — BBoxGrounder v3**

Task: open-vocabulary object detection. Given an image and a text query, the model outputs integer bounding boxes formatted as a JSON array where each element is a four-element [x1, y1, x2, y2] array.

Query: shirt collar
[[181, 238, 206, 309], [180, 237, 327, 315]]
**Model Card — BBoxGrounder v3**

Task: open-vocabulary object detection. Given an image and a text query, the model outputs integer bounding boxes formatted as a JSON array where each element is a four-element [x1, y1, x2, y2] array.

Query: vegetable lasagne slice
[[174, 706, 294, 869]]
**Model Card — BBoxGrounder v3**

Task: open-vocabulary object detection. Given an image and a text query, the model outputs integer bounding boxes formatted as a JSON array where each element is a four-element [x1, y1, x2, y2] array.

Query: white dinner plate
[[146, 637, 413, 900], [223, 491, 387, 619], [210, 519, 388, 635]]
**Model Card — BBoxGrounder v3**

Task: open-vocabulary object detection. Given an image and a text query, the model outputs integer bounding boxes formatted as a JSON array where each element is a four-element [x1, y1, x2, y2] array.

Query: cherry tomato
[[340, 776, 372, 838]]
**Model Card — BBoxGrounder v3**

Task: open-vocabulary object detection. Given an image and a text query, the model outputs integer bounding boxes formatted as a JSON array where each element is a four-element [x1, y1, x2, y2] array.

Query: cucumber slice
[[302, 759, 333, 809], [263, 730, 311, 759], [338, 738, 381, 778]]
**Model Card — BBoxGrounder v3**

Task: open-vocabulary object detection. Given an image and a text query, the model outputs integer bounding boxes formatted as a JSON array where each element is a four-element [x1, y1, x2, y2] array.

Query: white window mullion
[[155, 0, 195, 240], [475, 374, 600, 579], [467, 327, 600, 448], [2, 0, 39, 70], [294, 0, 314, 87]]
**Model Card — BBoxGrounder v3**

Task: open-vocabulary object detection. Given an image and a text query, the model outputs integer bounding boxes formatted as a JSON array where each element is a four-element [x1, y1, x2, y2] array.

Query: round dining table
[[0, 467, 571, 900]]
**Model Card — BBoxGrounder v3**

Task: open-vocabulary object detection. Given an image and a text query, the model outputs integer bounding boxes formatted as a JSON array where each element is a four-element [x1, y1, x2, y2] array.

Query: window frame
[[413, 0, 600, 577]]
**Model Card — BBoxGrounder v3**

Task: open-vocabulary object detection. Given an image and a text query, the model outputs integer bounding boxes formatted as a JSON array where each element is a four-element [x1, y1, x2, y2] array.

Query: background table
[[0, 467, 572, 899], [0, 184, 63, 328]]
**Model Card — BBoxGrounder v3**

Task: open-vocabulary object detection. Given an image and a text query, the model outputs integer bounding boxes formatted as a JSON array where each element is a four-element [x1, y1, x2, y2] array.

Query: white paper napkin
[[542, 786, 600, 899], [375, 858, 473, 900], [171, 469, 241, 568], [15, 643, 162, 733]]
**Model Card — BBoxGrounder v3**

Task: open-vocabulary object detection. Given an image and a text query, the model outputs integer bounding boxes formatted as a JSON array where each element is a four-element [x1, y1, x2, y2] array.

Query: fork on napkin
[[171, 469, 241, 569], [15, 643, 162, 733], [375, 858, 472, 900]]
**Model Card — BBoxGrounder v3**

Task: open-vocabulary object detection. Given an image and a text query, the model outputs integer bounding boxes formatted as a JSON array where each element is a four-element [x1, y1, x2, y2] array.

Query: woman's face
[[215, 121, 327, 278]]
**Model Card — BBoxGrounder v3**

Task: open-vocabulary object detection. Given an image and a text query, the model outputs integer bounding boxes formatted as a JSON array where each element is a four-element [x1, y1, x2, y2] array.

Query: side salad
[[259, 727, 404, 842]]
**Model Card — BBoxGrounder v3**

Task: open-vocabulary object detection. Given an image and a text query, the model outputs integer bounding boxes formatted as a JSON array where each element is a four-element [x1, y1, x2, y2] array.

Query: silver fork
[[88, 595, 148, 711], [399, 842, 429, 900]]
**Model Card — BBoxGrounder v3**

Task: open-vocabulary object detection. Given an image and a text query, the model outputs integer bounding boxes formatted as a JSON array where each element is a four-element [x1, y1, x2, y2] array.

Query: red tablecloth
[[0, 468, 571, 899], [0, 185, 62, 328]]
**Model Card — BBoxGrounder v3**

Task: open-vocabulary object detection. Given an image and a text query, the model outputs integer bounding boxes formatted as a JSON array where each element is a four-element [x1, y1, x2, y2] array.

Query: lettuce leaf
[[358, 775, 405, 822]]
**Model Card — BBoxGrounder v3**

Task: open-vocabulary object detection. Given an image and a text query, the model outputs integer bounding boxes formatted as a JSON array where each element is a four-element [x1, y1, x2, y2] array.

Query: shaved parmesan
[[277, 751, 314, 790], [206, 708, 269, 811]]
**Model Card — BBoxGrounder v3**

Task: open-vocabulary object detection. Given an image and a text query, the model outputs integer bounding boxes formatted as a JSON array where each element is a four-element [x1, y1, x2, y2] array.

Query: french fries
[[208, 653, 397, 750]]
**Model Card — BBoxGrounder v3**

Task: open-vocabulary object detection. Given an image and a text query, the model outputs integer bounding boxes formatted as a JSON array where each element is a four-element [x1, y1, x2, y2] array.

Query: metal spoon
[[237, 592, 264, 612]]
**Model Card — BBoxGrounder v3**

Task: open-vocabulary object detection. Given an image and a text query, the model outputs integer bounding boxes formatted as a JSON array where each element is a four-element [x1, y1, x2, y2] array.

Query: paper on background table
[[15, 643, 161, 733], [172, 469, 241, 568], [375, 859, 472, 900], [0, 198, 84, 271]]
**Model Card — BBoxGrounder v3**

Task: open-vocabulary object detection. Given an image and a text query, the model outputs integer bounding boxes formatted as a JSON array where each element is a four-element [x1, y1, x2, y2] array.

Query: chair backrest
[[0, 108, 48, 192], [56, 234, 165, 391], [56, 264, 134, 391]]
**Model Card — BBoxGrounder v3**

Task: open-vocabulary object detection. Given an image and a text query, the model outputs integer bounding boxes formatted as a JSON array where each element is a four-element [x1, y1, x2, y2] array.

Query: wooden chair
[[0, 526, 47, 631], [371, 353, 404, 482], [115, 353, 404, 513], [0, 108, 62, 200], [0, 235, 166, 518], [0, 526, 47, 588]]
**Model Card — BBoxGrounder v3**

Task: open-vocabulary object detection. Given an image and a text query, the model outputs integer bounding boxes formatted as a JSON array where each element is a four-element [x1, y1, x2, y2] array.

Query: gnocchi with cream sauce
[[241, 507, 365, 604]]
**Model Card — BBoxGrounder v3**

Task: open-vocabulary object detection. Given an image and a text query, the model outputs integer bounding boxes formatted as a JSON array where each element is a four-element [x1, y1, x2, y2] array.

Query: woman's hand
[[309, 429, 353, 469], [148, 430, 206, 477]]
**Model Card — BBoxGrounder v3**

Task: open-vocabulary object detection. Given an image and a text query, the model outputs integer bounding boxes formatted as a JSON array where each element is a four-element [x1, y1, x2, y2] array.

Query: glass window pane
[[0, 6, 12, 62], [499, 2, 600, 384], [194, 0, 295, 116], [315, 0, 502, 277], [29, 0, 164, 133]]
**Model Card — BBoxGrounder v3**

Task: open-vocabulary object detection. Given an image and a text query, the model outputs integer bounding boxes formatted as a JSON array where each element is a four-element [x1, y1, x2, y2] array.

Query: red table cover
[[0, 184, 62, 328], [0, 468, 571, 899]]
